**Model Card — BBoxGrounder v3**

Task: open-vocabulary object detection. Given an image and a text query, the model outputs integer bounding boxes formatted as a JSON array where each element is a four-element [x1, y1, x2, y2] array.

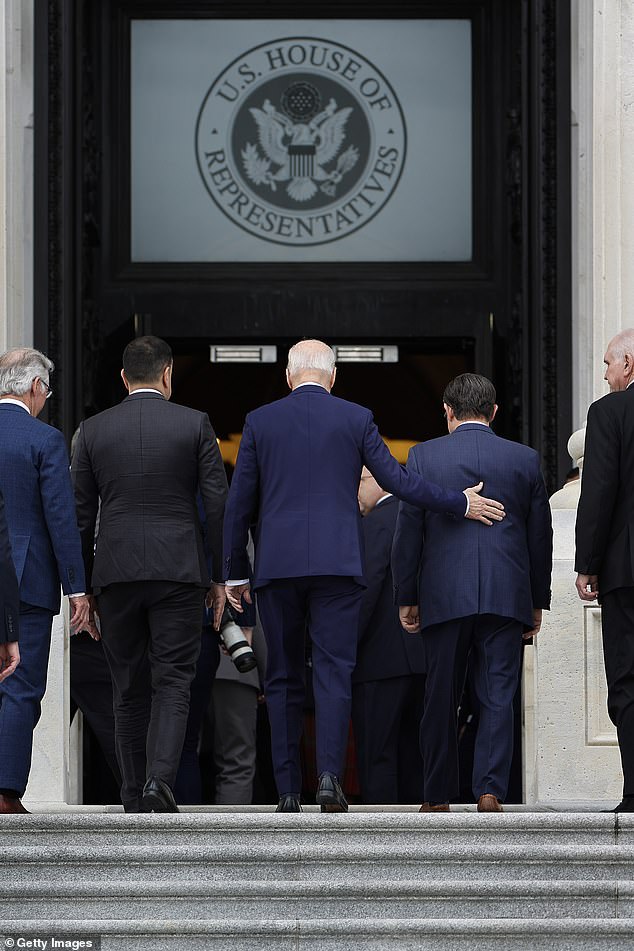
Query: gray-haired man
[[0, 348, 91, 813]]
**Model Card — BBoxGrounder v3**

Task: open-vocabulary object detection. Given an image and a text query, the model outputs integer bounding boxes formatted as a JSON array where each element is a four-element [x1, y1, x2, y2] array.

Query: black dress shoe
[[315, 771, 348, 812], [141, 776, 179, 813], [604, 796, 634, 813], [276, 794, 302, 812]]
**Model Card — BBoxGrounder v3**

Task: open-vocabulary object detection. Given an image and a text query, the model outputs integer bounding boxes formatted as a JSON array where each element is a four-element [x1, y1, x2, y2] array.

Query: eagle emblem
[[241, 82, 359, 202]]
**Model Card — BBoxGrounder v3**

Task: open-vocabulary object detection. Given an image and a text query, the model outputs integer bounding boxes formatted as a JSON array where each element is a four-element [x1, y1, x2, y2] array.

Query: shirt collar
[[0, 397, 30, 413], [293, 381, 329, 392], [454, 420, 490, 429], [127, 388, 164, 397]]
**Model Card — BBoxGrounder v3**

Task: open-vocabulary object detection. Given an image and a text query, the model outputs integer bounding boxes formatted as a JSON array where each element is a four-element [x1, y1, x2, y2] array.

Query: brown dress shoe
[[477, 794, 503, 812], [419, 802, 450, 812], [0, 794, 29, 814]]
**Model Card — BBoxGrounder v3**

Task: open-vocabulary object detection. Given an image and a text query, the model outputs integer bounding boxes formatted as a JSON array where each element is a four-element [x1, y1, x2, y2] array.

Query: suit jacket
[[392, 424, 552, 631], [0, 489, 19, 642], [352, 495, 426, 684], [575, 385, 634, 599], [223, 384, 467, 587], [72, 391, 228, 591], [0, 403, 86, 613]]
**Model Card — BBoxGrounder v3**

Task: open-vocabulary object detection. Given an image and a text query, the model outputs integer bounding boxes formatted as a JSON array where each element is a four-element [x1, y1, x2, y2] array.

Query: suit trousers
[[599, 587, 634, 797], [212, 679, 259, 805], [97, 580, 205, 810], [352, 675, 426, 804], [256, 576, 363, 796], [70, 632, 121, 789], [0, 602, 53, 796], [421, 614, 523, 804], [174, 625, 220, 805]]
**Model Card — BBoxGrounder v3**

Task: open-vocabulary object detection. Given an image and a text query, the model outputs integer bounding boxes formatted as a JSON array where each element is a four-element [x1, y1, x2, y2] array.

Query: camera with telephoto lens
[[220, 620, 257, 673]]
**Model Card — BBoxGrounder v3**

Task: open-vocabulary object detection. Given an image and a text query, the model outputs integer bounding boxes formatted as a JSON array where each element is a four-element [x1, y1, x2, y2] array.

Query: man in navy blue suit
[[0, 348, 92, 813], [392, 373, 552, 812], [224, 341, 505, 813]]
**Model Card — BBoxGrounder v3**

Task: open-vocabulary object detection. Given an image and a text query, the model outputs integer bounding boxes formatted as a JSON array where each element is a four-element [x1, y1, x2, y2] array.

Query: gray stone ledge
[[2, 918, 634, 935], [0, 811, 623, 834], [0, 880, 623, 898]]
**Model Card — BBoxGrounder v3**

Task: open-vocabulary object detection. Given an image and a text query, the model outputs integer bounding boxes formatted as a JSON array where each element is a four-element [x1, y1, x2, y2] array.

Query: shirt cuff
[[463, 493, 470, 515], [68, 592, 86, 598], [226, 579, 249, 586]]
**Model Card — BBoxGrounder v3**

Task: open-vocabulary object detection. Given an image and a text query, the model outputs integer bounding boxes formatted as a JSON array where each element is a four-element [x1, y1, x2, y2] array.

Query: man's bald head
[[286, 339, 337, 390], [604, 329, 634, 392]]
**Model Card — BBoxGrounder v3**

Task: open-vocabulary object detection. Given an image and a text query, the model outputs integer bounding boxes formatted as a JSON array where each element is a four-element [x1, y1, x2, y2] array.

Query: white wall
[[0, 0, 34, 351]]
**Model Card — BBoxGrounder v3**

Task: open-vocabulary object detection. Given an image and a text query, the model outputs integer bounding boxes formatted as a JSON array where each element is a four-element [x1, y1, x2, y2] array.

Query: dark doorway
[[169, 338, 475, 446]]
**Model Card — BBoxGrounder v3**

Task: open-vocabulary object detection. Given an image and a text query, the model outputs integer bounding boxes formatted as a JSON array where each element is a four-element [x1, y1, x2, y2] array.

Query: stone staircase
[[1, 811, 633, 949]]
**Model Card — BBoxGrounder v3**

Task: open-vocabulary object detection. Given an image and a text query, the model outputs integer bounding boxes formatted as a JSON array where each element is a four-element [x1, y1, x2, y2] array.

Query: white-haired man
[[0, 348, 91, 813], [224, 339, 504, 812], [576, 328, 634, 812]]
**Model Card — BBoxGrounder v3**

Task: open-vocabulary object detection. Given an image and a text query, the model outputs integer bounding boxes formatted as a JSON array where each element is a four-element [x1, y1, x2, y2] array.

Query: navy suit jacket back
[[223, 385, 467, 587], [392, 424, 552, 631], [0, 403, 85, 613]]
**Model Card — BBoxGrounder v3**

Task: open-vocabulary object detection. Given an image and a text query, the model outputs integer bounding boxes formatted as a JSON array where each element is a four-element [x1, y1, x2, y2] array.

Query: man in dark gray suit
[[72, 336, 228, 813]]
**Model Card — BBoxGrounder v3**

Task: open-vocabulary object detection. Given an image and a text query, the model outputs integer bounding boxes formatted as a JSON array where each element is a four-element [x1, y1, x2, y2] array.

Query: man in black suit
[[576, 328, 634, 813], [72, 336, 228, 813], [0, 489, 19, 684], [352, 468, 425, 804]]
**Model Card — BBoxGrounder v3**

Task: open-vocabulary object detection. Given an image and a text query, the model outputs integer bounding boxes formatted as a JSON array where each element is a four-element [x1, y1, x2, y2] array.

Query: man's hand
[[206, 583, 227, 631], [576, 573, 599, 601], [0, 641, 20, 682], [69, 594, 100, 639], [524, 608, 543, 641], [225, 582, 252, 613], [464, 482, 506, 525], [399, 605, 420, 634]]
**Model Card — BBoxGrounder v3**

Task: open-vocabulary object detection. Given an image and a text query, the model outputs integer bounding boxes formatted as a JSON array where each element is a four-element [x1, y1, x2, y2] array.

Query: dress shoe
[[315, 771, 348, 812], [478, 793, 503, 812], [604, 796, 634, 813], [0, 793, 29, 814], [419, 802, 450, 813], [276, 794, 302, 812], [141, 776, 179, 813]]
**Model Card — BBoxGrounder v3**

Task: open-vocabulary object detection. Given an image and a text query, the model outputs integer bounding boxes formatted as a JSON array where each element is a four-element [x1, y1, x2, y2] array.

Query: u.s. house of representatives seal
[[195, 37, 407, 246]]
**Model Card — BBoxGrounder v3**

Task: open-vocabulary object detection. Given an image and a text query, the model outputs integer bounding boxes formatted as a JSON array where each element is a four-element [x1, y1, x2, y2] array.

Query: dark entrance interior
[[163, 338, 473, 446]]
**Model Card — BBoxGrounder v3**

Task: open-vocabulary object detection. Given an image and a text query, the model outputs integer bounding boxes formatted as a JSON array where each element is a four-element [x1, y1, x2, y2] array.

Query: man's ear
[[624, 352, 634, 380], [490, 404, 499, 422], [120, 369, 129, 392], [330, 367, 337, 389], [286, 369, 292, 391]]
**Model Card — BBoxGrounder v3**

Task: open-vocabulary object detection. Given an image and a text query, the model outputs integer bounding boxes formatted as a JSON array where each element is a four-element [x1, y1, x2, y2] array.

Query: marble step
[[2, 838, 634, 884], [1, 879, 633, 921], [1, 918, 633, 951], [1, 811, 629, 850]]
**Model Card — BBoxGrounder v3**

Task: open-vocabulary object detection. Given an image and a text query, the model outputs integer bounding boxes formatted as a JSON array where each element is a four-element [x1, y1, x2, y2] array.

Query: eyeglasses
[[39, 379, 53, 400]]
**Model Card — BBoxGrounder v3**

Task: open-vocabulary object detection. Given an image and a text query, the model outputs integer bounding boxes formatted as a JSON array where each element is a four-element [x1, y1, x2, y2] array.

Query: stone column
[[0, 0, 34, 349], [523, 428, 621, 804], [23, 606, 74, 806]]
